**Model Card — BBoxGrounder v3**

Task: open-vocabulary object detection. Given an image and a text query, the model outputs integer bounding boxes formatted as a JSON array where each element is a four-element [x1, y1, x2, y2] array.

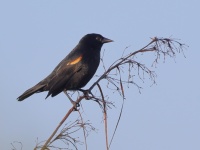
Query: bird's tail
[[17, 84, 46, 101]]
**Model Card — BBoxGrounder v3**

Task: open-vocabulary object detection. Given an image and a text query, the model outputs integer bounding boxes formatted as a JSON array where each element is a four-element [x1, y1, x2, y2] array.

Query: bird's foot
[[63, 91, 80, 111], [70, 100, 80, 111], [78, 89, 92, 100]]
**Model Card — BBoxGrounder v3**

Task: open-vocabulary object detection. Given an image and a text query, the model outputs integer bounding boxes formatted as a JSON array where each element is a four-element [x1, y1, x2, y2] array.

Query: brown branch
[[89, 37, 186, 93], [89, 39, 155, 92], [78, 110, 88, 150], [109, 67, 125, 148], [97, 83, 109, 150], [41, 95, 85, 150], [36, 37, 186, 149]]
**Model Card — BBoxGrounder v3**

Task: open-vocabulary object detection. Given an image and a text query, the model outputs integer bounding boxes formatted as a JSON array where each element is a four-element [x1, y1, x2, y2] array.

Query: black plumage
[[17, 33, 113, 101]]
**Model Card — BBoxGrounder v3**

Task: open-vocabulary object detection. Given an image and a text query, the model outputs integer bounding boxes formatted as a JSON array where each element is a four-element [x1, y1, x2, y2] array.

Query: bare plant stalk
[[97, 83, 109, 150], [109, 67, 125, 148], [37, 37, 186, 150], [89, 39, 155, 92], [41, 95, 85, 150], [78, 110, 88, 150]]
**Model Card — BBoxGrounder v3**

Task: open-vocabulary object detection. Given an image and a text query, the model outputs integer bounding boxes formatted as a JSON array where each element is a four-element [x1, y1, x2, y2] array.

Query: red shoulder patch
[[67, 56, 83, 65]]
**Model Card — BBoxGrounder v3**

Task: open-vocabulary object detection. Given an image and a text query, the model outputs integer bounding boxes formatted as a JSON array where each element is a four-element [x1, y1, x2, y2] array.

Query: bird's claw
[[70, 100, 80, 111], [78, 89, 91, 100]]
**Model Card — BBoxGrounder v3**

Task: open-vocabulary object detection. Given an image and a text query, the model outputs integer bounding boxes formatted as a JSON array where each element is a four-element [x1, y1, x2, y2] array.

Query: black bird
[[17, 33, 113, 101]]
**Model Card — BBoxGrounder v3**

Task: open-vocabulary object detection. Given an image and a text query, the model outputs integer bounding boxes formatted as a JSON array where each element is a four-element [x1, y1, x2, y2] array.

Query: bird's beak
[[102, 37, 113, 43]]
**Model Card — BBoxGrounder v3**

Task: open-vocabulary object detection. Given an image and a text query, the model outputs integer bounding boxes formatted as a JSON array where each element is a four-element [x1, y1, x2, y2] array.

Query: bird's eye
[[96, 37, 102, 42]]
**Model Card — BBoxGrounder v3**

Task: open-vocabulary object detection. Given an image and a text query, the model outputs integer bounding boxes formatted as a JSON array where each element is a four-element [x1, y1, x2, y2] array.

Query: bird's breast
[[66, 51, 100, 89]]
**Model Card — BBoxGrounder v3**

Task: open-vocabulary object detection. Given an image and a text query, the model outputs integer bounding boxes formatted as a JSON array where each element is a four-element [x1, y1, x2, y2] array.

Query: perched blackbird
[[17, 33, 113, 101]]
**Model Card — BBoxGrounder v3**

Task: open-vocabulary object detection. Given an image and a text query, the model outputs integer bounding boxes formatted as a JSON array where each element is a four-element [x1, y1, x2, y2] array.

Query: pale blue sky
[[1, 0, 200, 150]]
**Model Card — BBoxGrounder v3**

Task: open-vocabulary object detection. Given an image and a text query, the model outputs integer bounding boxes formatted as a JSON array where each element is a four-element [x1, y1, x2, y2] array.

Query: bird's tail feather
[[17, 84, 45, 101]]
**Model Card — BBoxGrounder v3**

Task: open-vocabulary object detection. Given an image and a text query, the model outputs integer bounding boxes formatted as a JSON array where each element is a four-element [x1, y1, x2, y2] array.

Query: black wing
[[45, 54, 83, 98]]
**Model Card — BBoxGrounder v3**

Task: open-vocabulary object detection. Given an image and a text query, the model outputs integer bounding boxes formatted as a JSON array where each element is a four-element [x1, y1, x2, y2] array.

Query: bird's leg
[[78, 89, 93, 100], [63, 91, 80, 110]]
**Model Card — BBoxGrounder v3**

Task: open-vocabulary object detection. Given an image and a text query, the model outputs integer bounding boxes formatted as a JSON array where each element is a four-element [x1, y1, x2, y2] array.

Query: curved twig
[[97, 83, 109, 150]]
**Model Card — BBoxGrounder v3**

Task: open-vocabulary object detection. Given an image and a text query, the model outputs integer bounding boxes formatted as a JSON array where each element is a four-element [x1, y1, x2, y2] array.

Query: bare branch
[[97, 83, 109, 150], [32, 37, 187, 150]]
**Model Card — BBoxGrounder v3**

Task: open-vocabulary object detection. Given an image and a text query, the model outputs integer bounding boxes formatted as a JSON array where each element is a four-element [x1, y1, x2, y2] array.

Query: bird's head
[[79, 33, 113, 49]]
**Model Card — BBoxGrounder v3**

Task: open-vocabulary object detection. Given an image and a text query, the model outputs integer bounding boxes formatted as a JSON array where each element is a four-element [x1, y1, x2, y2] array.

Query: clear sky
[[1, 0, 200, 150]]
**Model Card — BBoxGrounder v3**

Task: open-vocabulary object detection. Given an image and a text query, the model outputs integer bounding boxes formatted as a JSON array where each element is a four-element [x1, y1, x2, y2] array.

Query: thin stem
[[97, 83, 109, 150], [41, 95, 85, 150], [78, 110, 88, 150]]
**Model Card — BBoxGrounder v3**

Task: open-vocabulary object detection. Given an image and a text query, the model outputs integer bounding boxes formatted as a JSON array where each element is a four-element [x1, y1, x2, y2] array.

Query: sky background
[[1, 0, 200, 150]]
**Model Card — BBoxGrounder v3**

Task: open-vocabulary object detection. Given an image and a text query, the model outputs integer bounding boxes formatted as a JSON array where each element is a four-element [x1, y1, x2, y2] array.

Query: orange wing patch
[[67, 56, 83, 65]]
